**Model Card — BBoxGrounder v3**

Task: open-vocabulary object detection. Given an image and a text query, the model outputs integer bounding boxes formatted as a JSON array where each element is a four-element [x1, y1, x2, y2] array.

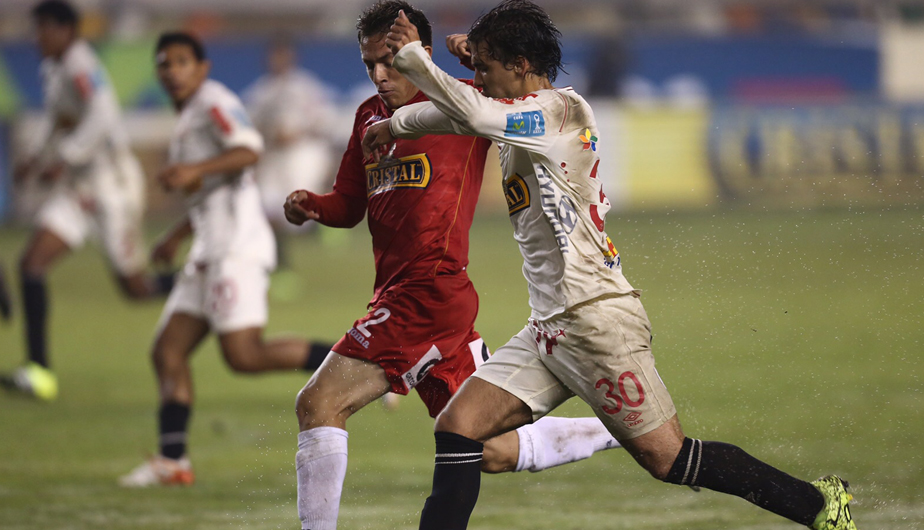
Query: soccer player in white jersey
[[244, 39, 336, 265], [118, 32, 331, 488], [1, 0, 172, 401], [362, 2, 858, 529]]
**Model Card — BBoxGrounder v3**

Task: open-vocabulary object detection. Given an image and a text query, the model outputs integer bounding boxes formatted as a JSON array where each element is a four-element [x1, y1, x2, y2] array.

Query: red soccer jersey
[[333, 89, 491, 301]]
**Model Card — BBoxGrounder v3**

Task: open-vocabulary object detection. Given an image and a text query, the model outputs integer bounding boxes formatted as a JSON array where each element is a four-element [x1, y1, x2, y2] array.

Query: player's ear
[[513, 56, 528, 77], [200, 59, 212, 78], [423, 45, 433, 58]]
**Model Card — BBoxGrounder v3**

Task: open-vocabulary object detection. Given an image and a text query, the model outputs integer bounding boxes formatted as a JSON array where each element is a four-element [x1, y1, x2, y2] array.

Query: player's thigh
[[472, 324, 575, 423], [297, 352, 391, 428], [215, 326, 264, 372], [20, 227, 73, 275], [152, 312, 210, 369], [617, 414, 685, 479], [28, 191, 90, 268], [436, 376, 534, 442], [549, 294, 677, 442]]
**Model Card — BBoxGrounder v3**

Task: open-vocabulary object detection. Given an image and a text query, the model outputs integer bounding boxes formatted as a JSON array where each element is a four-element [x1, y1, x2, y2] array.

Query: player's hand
[[157, 164, 203, 193], [361, 119, 396, 163], [385, 9, 420, 55], [446, 34, 474, 70], [150, 236, 180, 266], [284, 190, 320, 226]]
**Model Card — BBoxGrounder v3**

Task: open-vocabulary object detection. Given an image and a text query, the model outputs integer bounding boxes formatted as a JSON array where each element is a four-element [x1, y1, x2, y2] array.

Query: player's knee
[[295, 385, 335, 430], [223, 349, 261, 373], [19, 253, 47, 279], [481, 438, 518, 474], [433, 406, 473, 438]]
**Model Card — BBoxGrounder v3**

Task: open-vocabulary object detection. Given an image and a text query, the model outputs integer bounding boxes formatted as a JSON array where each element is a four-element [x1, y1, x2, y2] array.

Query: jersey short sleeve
[[207, 94, 264, 155]]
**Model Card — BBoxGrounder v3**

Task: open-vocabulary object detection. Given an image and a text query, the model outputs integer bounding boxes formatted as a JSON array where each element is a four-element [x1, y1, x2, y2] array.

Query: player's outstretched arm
[[285, 189, 365, 229], [156, 146, 259, 192]]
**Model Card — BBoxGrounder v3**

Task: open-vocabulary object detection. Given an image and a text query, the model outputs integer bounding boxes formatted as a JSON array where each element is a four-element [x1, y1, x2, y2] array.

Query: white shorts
[[473, 293, 676, 440], [158, 259, 270, 334], [37, 189, 146, 276]]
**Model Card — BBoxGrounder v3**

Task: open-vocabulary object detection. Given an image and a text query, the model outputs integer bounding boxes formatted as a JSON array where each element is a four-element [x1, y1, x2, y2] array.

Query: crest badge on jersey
[[505, 111, 545, 137], [365, 153, 433, 197], [503, 173, 530, 215]]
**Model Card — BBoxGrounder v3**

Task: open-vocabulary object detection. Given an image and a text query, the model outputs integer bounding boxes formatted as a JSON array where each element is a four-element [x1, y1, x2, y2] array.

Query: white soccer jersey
[[34, 39, 140, 197], [390, 42, 635, 320], [244, 68, 334, 151], [244, 69, 336, 218], [169, 79, 275, 269]]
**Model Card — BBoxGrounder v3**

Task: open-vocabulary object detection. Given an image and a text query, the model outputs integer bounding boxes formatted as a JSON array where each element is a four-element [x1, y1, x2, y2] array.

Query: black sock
[[0, 265, 12, 321], [159, 402, 191, 460], [21, 275, 48, 368], [303, 342, 333, 371], [664, 437, 825, 526], [419, 432, 483, 530], [154, 272, 175, 296]]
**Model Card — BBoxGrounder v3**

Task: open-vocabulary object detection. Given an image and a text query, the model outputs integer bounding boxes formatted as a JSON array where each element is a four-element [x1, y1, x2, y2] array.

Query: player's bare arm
[[156, 146, 258, 192], [384, 10, 420, 55]]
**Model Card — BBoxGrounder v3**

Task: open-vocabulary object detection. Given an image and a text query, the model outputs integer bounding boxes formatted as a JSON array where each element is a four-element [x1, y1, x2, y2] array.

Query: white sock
[[515, 416, 621, 473], [296, 427, 349, 530]]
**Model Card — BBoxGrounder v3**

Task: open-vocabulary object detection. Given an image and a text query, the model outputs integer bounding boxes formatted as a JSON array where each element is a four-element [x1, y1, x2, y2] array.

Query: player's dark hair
[[357, 0, 432, 48], [155, 31, 207, 61], [468, 0, 563, 82], [32, 0, 79, 27]]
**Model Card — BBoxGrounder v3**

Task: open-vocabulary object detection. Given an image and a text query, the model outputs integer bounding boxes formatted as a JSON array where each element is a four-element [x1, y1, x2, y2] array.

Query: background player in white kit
[[244, 38, 336, 270], [364, 3, 858, 529], [119, 31, 331, 487], [2, 0, 173, 401]]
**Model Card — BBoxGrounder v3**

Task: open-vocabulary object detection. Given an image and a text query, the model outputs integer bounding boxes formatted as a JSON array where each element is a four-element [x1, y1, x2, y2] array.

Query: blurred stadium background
[[1, 0, 923, 529]]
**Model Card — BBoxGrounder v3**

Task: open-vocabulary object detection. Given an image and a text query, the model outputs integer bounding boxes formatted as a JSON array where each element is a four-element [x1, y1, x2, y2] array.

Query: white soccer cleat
[[118, 456, 194, 487]]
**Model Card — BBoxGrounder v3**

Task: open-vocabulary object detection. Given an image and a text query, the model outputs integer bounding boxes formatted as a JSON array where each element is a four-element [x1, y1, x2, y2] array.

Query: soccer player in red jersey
[[282, 2, 622, 529]]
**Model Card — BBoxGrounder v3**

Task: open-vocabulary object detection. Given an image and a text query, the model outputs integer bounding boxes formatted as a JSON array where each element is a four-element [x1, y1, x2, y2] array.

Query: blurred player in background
[[0, 264, 11, 322], [363, 2, 858, 529], [282, 3, 622, 529], [1, 0, 173, 401], [118, 31, 331, 488], [244, 38, 336, 270]]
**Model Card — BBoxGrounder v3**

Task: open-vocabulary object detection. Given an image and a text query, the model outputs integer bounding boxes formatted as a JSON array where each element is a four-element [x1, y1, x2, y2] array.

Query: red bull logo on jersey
[[503, 174, 530, 215], [365, 153, 432, 197]]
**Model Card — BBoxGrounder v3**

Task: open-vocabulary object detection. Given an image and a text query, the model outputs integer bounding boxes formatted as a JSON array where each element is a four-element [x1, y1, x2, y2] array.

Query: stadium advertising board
[[709, 104, 924, 207]]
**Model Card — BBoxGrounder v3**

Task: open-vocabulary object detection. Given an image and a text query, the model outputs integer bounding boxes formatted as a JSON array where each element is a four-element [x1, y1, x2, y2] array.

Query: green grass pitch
[[1, 207, 922, 529]]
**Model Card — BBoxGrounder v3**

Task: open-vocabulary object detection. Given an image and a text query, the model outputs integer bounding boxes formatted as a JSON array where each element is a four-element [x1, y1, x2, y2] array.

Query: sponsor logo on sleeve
[[503, 173, 530, 215], [579, 128, 598, 151], [505, 110, 545, 137], [364, 153, 432, 197]]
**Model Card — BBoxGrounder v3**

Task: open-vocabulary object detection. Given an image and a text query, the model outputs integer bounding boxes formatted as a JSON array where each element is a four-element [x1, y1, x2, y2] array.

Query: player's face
[[471, 42, 522, 99], [35, 18, 74, 59], [360, 33, 419, 110], [156, 44, 210, 108]]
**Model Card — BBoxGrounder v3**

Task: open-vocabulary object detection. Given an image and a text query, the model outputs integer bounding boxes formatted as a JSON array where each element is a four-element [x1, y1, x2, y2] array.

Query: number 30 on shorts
[[595, 372, 645, 415]]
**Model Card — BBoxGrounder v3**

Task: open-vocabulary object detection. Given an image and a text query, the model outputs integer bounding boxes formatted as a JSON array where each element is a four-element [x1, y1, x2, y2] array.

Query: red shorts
[[332, 274, 488, 417]]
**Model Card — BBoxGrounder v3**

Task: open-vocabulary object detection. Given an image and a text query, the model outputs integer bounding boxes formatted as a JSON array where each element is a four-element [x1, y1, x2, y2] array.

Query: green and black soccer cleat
[[810, 475, 857, 530]]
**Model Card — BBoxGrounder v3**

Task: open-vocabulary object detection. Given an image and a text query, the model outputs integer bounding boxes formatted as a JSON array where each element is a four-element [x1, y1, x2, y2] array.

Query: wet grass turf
[[1, 206, 922, 529]]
